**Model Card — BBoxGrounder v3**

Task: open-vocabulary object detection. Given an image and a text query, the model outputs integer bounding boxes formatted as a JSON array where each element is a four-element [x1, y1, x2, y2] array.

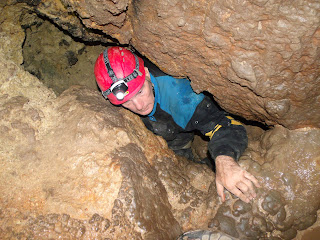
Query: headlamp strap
[[102, 49, 141, 99]]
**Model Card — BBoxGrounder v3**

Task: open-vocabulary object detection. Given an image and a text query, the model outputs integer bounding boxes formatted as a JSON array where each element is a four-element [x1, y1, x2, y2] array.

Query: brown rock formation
[[0, 2, 25, 64], [22, 18, 105, 95], [1, 47, 319, 239], [210, 125, 320, 239], [128, 0, 320, 129], [0, 1, 320, 240], [18, 0, 319, 129], [0, 50, 182, 239]]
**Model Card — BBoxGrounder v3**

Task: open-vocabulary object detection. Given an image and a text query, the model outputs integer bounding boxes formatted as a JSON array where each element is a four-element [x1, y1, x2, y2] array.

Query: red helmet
[[94, 46, 146, 105]]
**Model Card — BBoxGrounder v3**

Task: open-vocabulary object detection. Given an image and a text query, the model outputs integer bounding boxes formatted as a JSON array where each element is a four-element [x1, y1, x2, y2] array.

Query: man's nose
[[132, 98, 144, 110]]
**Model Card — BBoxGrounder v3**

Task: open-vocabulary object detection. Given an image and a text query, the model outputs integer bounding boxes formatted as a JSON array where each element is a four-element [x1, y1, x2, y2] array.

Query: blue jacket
[[148, 74, 204, 129], [141, 73, 248, 161]]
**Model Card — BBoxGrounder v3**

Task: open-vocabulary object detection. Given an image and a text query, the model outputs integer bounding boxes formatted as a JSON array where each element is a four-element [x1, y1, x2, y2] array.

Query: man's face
[[122, 69, 155, 115]]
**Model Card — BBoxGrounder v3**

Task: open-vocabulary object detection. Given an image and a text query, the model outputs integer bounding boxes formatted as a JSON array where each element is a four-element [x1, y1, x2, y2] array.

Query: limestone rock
[[21, 0, 129, 43], [128, 0, 320, 129], [0, 3, 26, 65], [1, 48, 319, 239], [22, 17, 105, 95], [1, 1, 320, 240], [0, 51, 182, 239], [12, 0, 320, 129], [61, 0, 132, 43], [205, 125, 320, 239]]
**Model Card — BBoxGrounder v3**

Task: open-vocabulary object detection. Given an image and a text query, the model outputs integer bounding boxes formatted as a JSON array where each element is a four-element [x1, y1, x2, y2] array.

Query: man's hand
[[215, 155, 260, 203]]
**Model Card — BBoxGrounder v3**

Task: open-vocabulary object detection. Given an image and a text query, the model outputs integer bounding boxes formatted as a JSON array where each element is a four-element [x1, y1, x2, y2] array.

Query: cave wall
[[22, 17, 105, 95], [0, 35, 183, 238], [129, 0, 320, 129], [0, 44, 319, 239], [1, 1, 320, 240], [17, 0, 320, 129]]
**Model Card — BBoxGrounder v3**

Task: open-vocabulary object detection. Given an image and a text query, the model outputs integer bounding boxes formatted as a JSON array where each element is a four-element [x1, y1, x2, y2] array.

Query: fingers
[[217, 180, 256, 204], [241, 178, 256, 199], [216, 182, 226, 202], [244, 171, 261, 188], [236, 181, 249, 194], [227, 173, 259, 203], [215, 164, 261, 204], [218, 180, 251, 203], [230, 187, 250, 203], [236, 181, 255, 201], [236, 170, 261, 202]]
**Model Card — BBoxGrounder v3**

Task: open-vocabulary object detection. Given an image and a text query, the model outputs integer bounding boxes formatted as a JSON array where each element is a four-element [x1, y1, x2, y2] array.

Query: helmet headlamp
[[110, 80, 128, 101], [101, 49, 142, 102]]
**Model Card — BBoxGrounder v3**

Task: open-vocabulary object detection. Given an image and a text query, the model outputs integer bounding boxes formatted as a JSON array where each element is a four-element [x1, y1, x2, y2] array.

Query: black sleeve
[[185, 96, 248, 161]]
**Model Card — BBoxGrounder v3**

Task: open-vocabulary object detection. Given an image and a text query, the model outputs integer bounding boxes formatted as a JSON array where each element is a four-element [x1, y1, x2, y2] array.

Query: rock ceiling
[[27, 0, 320, 129]]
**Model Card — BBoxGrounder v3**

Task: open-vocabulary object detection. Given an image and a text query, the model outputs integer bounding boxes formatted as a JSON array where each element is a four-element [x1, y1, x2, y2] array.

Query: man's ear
[[144, 67, 150, 78]]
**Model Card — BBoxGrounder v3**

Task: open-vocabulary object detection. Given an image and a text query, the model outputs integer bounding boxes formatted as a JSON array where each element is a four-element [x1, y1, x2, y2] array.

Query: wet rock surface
[[22, 16, 105, 95], [204, 126, 320, 239], [128, 0, 320, 129], [1, 47, 320, 239], [0, 51, 183, 239], [19, 0, 320, 129], [1, 1, 320, 240], [0, 2, 25, 64]]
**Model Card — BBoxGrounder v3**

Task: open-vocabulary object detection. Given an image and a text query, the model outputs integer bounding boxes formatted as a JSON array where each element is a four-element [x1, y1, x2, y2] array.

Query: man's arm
[[186, 96, 260, 203]]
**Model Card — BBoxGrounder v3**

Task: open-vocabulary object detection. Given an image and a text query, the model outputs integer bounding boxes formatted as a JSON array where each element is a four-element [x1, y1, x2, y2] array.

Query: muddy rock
[[22, 17, 105, 95], [1, 1, 320, 240], [0, 46, 220, 239], [7, 0, 320, 129], [0, 3, 26, 64], [0, 50, 184, 239], [128, 0, 320, 129], [206, 126, 320, 239], [1, 46, 319, 239]]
